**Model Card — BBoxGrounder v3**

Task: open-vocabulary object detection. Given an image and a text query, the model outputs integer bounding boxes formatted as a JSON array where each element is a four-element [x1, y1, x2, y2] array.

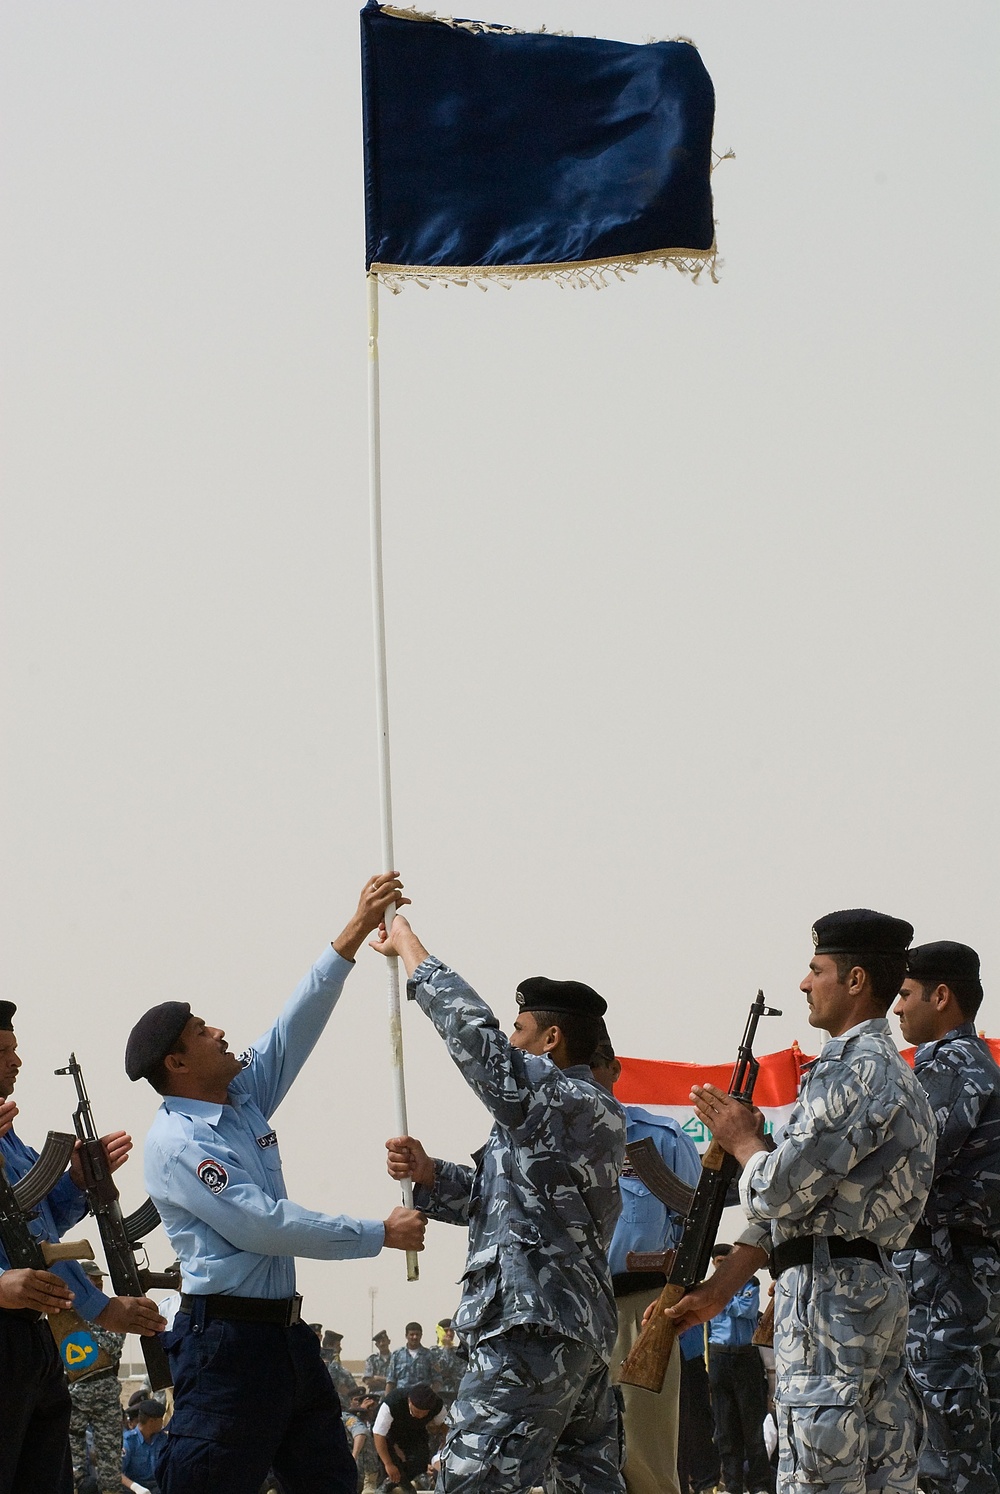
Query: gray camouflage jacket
[[912, 1020, 1000, 1238], [738, 1017, 936, 1253], [408, 957, 626, 1360]]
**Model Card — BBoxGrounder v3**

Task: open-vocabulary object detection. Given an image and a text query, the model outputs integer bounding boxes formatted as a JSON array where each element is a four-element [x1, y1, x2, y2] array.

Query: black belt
[[180, 1293, 303, 1326], [771, 1237, 882, 1277], [903, 1224, 994, 1251], [710, 1343, 759, 1354], [0, 1308, 43, 1323], [612, 1270, 667, 1298]]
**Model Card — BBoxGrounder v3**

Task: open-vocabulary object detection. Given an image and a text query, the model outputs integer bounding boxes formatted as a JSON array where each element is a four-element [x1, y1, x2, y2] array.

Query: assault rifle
[[619, 989, 780, 1392], [0, 1134, 114, 1381], [57, 1054, 176, 1390]]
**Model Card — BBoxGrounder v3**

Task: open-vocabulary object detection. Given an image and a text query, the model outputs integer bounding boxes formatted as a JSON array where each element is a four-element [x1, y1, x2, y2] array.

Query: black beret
[[125, 1001, 191, 1082], [515, 976, 607, 1018], [0, 1002, 16, 1032], [407, 1383, 442, 1414], [811, 909, 913, 957], [907, 941, 980, 986], [373, 1328, 389, 1341], [323, 1330, 343, 1346], [137, 1399, 166, 1419]]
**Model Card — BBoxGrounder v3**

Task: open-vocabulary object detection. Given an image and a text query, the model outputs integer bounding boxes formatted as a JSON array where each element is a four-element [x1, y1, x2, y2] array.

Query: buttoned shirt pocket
[[618, 1175, 665, 1252]]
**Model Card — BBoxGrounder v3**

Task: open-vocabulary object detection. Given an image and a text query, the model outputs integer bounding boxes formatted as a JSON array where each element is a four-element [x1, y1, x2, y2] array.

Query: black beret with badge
[[515, 976, 607, 1018], [0, 1002, 16, 1032], [811, 909, 913, 956], [125, 1000, 192, 1081], [907, 941, 981, 986]]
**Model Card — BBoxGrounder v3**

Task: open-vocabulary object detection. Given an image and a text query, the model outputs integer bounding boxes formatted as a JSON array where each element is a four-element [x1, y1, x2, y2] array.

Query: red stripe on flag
[[618, 1038, 1000, 1103], [617, 1048, 809, 1108]]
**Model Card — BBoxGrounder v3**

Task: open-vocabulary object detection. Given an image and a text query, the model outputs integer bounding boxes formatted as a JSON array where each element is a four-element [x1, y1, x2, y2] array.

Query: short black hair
[[529, 1008, 606, 1067], [712, 1243, 733, 1257], [915, 975, 984, 1021], [832, 950, 908, 1011], [147, 1034, 188, 1095], [405, 1321, 422, 1334]]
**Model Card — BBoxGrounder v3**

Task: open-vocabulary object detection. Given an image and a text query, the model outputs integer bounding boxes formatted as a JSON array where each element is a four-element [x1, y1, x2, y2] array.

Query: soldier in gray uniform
[[892, 941, 1000, 1494], [372, 912, 626, 1494], [326, 1331, 360, 1409], [655, 909, 937, 1494], [67, 1259, 126, 1494], [366, 1332, 392, 1382]]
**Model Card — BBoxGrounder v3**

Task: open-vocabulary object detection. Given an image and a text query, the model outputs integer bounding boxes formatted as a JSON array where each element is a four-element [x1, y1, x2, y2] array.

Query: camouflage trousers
[[438, 1327, 624, 1494], [68, 1369, 123, 1494], [894, 1240, 1000, 1494], [773, 1248, 918, 1494]]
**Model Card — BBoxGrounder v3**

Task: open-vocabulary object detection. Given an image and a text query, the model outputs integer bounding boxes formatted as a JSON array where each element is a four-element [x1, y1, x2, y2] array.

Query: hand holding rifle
[[690, 1084, 770, 1168]]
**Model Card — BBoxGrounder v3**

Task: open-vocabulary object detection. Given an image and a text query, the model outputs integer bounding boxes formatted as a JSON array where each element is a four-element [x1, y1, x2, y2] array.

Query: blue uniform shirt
[[122, 1424, 169, 1483], [144, 945, 384, 1298], [607, 1106, 702, 1277], [708, 1278, 760, 1347], [0, 1130, 110, 1323]]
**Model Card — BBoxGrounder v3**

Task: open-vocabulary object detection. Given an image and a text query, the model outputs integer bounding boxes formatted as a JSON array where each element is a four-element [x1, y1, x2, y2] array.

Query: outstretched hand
[[369, 916, 430, 978], [333, 874, 411, 962]]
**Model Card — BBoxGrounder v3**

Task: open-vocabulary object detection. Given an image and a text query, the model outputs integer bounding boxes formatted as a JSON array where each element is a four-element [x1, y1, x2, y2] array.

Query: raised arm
[[244, 875, 411, 1117], [371, 916, 544, 1130]]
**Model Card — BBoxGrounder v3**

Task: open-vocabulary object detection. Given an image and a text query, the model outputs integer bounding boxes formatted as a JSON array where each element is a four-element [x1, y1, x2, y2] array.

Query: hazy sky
[[2, 1, 997, 1359]]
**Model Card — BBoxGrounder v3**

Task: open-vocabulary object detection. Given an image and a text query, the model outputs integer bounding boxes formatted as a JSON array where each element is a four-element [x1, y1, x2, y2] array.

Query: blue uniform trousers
[[0, 1313, 73, 1494], [158, 1312, 357, 1494]]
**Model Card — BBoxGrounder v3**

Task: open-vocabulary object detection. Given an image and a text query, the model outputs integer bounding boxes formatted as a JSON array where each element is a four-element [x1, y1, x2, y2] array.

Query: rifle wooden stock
[[40, 1238, 95, 1266], [618, 1282, 686, 1392], [752, 1296, 775, 1347]]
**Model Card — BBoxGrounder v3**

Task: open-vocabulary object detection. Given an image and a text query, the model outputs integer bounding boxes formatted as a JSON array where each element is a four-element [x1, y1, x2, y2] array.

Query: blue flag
[[361, 3, 717, 286]]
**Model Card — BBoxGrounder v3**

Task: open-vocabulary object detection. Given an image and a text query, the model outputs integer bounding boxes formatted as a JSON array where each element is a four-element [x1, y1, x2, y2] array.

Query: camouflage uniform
[[386, 1344, 437, 1393], [67, 1325, 125, 1494], [365, 1350, 392, 1381], [431, 1345, 464, 1404], [737, 1017, 936, 1494], [892, 1021, 1000, 1494], [407, 956, 626, 1494], [345, 1409, 383, 1490], [329, 1356, 360, 1409]]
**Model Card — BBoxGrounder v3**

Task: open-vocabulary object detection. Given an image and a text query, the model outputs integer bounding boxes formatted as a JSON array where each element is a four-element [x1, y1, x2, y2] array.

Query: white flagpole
[[367, 271, 419, 1282]]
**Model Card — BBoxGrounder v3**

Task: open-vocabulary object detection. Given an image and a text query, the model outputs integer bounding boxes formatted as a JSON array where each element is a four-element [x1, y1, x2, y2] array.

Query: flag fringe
[[381, 6, 698, 46], [370, 245, 719, 293]]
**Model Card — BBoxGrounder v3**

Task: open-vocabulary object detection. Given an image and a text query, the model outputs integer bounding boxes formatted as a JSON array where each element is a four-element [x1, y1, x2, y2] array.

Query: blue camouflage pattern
[[329, 1356, 360, 1408], [737, 1018, 936, 1494], [893, 1021, 1000, 1494], [364, 1349, 391, 1380], [438, 1327, 622, 1494], [408, 956, 626, 1360], [432, 1344, 465, 1399], [910, 1022, 1000, 1236], [386, 1343, 437, 1392], [67, 1328, 125, 1494]]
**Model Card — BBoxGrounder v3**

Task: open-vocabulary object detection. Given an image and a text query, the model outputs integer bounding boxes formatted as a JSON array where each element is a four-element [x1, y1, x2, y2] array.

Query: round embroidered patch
[[197, 1158, 229, 1194], [60, 1330, 101, 1373]]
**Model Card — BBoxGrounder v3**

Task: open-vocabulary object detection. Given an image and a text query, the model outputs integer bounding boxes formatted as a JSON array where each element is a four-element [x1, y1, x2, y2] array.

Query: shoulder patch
[[197, 1158, 229, 1194], [255, 1130, 278, 1149], [237, 1048, 255, 1068]]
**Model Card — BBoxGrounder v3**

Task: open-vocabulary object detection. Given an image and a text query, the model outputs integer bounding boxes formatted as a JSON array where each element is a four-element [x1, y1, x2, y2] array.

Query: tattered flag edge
[[370, 244, 720, 293]]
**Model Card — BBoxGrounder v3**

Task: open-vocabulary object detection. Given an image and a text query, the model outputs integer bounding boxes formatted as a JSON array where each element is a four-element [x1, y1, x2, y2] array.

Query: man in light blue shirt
[[707, 1247, 770, 1494], [127, 873, 427, 1494], [591, 1038, 702, 1494]]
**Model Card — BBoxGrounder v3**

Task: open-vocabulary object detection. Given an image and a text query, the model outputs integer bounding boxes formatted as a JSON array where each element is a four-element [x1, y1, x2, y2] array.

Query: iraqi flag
[[618, 1037, 1000, 1155]]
